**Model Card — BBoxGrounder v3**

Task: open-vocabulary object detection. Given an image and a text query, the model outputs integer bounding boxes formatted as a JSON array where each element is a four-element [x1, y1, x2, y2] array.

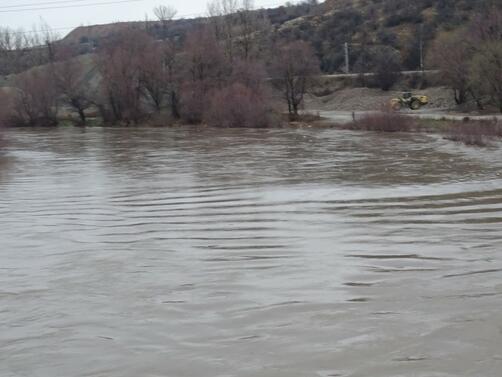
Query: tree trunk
[[77, 108, 86, 124], [468, 89, 484, 111], [171, 90, 180, 119]]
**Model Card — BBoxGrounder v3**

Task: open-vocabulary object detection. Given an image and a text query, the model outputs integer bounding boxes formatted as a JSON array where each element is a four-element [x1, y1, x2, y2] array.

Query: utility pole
[[419, 24, 424, 73], [344, 42, 350, 74]]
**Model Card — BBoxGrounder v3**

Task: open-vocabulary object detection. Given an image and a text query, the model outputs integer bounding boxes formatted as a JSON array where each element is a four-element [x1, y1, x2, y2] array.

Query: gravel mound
[[305, 86, 456, 112]]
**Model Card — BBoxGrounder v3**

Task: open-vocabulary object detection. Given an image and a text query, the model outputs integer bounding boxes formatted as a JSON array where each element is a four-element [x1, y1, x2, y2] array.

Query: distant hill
[[60, 0, 497, 73], [276, 0, 498, 71], [2, 0, 498, 78]]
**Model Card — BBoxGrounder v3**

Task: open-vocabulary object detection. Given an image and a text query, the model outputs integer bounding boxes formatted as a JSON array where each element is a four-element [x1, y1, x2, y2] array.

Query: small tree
[[53, 57, 93, 124], [271, 40, 320, 117], [372, 46, 401, 91], [96, 29, 152, 123], [180, 27, 229, 123], [205, 83, 274, 128], [0, 89, 15, 127], [13, 69, 59, 126], [235, 1, 270, 60], [204, 58, 275, 127], [153, 5, 177, 39], [470, 42, 502, 113], [207, 0, 238, 61], [468, 7, 502, 112], [139, 40, 167, 112], [161, 40, 182, 119], [429, 30, 473, 105]]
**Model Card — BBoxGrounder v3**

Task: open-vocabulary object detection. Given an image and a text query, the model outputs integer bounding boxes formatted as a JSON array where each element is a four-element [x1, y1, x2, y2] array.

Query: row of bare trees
[[430, 7, 502, 112], [0, 21, 63, 76], [4, 1, 320, 127]]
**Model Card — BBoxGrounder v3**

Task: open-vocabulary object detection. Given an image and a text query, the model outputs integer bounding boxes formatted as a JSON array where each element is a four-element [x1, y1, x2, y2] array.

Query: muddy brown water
[[1, 127, 502, 377]]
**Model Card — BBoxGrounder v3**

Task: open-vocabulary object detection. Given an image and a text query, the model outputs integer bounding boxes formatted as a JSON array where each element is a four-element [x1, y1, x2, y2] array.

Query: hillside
[[277, 0, 497, 72], [56, 0, 497, 75]]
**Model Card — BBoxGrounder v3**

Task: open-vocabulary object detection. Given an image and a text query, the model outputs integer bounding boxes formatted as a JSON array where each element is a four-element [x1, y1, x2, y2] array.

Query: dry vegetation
[[343, 110, 417, 133], [0, 0, 321, 128], [444, 120, 502, 147], [0, 0, 501, 128]]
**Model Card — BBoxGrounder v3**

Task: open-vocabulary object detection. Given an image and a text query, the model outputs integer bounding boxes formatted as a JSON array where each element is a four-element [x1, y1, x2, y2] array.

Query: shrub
[[371, 47, 402, 91], [0, 89, 16, 127], [345, 110, 416, 132], [444, 120, 502, 147], [11, 69, 59, 127], [204, 83, 275, 128], [180, 82, 207, 124]]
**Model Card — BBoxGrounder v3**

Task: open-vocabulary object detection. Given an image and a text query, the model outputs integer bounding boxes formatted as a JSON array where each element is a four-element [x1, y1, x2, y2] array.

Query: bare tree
[[162, 40, 182, 119], [153, 5, 177, 39], [53, 56, 93, 124], [372, 46, 401, 91], [96, 29, 152, 123], [183, 27, 228, 85], [235, 1, 270, 60], [429, 30, 474, 105], [468, 7, 502, 112], [470, 42, 502, 113], [271, 40, 320, 117], [205, 82, 274, 127], [39, 19, 60, 63], [139, 40, 167, 112], [205, 58, 275, 127], [12, 68, 59, 126], [180, 27, 228, 122], [0, 88, 16, 127], [207, 0, 238, 61], [470, 7, 502, 44]]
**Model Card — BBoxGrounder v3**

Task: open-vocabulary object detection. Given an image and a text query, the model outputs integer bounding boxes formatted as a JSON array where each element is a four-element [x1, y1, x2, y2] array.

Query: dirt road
[[318, 110, 502, 124]]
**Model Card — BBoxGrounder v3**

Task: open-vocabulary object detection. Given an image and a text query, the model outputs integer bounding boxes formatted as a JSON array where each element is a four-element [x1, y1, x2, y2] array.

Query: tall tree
[[271, 41, 320, 117], [429, 30, 474, 105], [53, 57, 93, 124], [153, 5, 177, 39], [96, 29, 152, 123], [13, 69, 59, 126]]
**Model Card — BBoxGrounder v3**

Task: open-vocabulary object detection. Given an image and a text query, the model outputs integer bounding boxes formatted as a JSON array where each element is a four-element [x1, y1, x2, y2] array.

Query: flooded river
[[1, 127, 502, 377]]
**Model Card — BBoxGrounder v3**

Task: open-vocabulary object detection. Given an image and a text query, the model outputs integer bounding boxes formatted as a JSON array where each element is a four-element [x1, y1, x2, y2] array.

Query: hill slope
[[60, 0, 497, 74]]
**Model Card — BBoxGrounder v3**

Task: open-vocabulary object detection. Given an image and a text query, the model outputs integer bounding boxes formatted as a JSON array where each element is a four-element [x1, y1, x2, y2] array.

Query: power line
[[0, 0, 111, 10], [0, 0, 144, 13], [0, 0, 297, 12], [0, 0, 302, 33]]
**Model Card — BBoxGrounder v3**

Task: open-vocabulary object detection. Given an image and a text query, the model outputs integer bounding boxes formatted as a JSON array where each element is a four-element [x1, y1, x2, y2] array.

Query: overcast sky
[[0, 0, 298, 36]]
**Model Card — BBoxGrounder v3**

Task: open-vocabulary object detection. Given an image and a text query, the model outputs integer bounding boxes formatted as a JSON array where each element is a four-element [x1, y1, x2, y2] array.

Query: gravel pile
[[305, 86, 457, 112]]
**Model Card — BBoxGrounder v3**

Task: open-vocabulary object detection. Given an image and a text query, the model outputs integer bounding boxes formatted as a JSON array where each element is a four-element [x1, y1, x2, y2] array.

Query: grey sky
[[0, 0, 296, 36]]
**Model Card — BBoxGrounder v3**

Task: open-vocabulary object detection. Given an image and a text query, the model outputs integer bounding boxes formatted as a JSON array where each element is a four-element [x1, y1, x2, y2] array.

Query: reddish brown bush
[[11, 69, 59, 127], [345, 110, 416, 132], [445, 120, 502, 147], [179, 26, 229, 124], [179, 81, 206, 124], [270, 40, 320, 117], [204, 83, 276, 128], [53, 58, 93, 124], [230, 59, 268, 93], [96, 29, 152, 124], [0, 89, 16, 127]]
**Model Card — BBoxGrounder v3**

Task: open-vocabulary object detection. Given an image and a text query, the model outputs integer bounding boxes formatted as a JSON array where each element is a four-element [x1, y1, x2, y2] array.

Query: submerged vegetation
[[444, 120, 502, 147], [344, 110, 417, 133]]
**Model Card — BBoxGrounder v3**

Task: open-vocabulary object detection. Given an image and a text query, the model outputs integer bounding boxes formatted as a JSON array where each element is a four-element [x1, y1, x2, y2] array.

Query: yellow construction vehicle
[[390, 92, 429, 111]]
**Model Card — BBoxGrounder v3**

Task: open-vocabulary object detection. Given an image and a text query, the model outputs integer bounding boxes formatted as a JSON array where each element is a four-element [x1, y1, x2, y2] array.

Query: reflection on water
[[1, 127, 502, 377]]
